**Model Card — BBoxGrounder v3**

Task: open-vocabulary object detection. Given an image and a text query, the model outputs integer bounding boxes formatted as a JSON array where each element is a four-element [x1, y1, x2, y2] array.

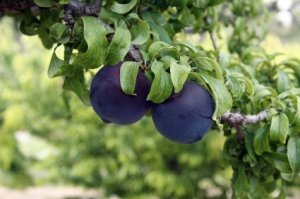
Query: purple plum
[[90, 62, 151, 124], [151, 81, 215, 144]]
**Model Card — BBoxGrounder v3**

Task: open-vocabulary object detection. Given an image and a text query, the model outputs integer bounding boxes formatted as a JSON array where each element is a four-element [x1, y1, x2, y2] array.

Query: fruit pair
[[90, 63, 215, 144]]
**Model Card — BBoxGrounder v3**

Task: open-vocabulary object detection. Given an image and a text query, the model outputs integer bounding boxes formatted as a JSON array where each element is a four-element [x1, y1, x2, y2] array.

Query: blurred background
[[0, 0, 300, 198]]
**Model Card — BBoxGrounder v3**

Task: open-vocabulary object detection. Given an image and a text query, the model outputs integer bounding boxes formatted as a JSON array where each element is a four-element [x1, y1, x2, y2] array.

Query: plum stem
[[221, 110, 269, 142]]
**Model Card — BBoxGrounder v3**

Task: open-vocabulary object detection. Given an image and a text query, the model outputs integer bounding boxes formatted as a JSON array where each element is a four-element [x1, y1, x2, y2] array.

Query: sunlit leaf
[[106, 26, 131, 65], [270, 113, 289, 144], [120, 61, 141, 95], [195, 73, 232, 120], [287, 136, 300, 176], [109, 0, 137, 14], [170, 61, 191, 93], [147, 60, 173, 103], [73, 17, 108, 69]]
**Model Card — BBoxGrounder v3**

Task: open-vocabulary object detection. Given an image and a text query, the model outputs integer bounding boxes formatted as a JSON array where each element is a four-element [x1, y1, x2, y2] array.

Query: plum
[[151, 81, 215, 144], [90, 62, 151, 124]]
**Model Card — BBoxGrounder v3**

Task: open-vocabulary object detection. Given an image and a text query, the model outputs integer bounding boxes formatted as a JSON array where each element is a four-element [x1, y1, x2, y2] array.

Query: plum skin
[[151, 81, 215, 144], [90, 62, 151, 125]]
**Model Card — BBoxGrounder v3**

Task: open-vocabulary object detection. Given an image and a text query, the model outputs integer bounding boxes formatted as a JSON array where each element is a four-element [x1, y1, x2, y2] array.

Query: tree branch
[[63, 0, 143, 64], [209, 31, 218, 52], [221, 110, 269, 143], [221, 110, 268, 126], [64, 0, 102, 28]]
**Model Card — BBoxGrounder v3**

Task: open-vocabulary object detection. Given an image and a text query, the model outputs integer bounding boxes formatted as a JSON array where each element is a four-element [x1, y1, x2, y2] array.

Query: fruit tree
[[1, 0, 300, 198]]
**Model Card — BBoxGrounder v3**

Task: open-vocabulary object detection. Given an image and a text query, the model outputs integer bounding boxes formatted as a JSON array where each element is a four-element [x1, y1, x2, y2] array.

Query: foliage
[[1, 0, 300, 198], [0, 30, 229, 198]]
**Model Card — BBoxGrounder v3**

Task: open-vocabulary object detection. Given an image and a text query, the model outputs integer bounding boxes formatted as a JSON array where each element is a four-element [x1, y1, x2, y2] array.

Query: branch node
[[221, 110, 269, 142], [64, 0, 102, 28]]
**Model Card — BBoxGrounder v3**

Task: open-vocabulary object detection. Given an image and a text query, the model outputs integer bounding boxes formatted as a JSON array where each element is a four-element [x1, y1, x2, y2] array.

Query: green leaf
[[254, 126, 271, 155], [50, 23, 70, 44], [142, 12, 172, 44], [147, 60, 173, 103], [192, 57, 223, 81], [208, 0, 225, 6], [244, 131, 257, 165], [170, 0, 188, 7], [277, 70, 291, 93], [63, 76, 90, 106], [263, 152, 292, 174], [287, 136, 300, 175], [281, 58, 300, 78], [226, 73, 254, 98], [38, 26, 54, 49], [193, 0, 209, 8], [292, 97, 300, 126], [120, 61, 141, 95], [226, 75, 245, 99], [218, 52, 230, 69], [109, 0, 137, 14], [180, 8, 195, 26], [279, 88, 300, 98], [33, 0, 53, 7], [148, 41, 179, 61], [131, 19, 151, 45], [58, 0, 69, 4], [106, 26, 131, 65], [196, 73, 232, 120], [252, 84, 274, 110], [280, 173, 294, 181], [48, 48, 67, 78], [270, 113, 289, 144], [73, 16, 108, 69], [174, 41, 198, 53], [170, 61, 191, 93], [20, 16, 40, 36], [48, 49, 76, 78], [233, 167, 249, 198]]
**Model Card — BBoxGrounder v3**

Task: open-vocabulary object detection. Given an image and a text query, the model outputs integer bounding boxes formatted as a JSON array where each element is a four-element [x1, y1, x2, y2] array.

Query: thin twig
[[235, 125, 244, 143], [209, 31, 218, 52]]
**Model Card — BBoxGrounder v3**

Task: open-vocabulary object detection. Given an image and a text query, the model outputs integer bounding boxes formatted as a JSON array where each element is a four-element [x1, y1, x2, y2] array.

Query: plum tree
[[151, 81, 215, 144], [2, 0, 300, 198], [90, 62, 151, 124]]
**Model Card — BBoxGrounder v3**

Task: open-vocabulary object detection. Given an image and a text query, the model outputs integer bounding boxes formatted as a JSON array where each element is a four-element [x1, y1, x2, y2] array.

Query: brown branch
[[63, 0, 142, 63], [0, 0, 34, 13], [64, 0, 102, 28]]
